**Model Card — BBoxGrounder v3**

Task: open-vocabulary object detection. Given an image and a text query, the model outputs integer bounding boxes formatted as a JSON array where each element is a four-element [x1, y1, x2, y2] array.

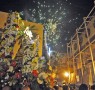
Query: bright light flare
[[64, 72, 69, 77], [48, 47, 51, 57]]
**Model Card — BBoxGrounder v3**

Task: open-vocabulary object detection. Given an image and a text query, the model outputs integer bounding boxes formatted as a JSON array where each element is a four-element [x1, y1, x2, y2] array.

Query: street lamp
[[64, 72, 69, 77], [63, 72, 71, 90]]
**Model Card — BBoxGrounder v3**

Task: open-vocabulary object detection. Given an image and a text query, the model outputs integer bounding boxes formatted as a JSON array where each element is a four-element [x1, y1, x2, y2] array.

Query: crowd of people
[[1, 83, 95, 90]]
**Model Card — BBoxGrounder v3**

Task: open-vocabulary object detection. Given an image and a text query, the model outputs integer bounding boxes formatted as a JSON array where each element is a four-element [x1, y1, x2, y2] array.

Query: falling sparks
[[20, 1, 68, 51], [17, 0, 91, 52]]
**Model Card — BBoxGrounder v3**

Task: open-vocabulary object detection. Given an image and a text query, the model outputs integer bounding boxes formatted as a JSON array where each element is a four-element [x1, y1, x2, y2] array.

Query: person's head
[[53, 86, 59, 90], [79, 84, 88, 90], [91, 84, 95, 90], [2, 86, 11, 90], [22, 86, 30, 90]]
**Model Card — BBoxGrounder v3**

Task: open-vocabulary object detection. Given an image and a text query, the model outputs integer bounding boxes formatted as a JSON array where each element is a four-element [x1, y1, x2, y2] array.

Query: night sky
[[0, 0, 94, 53]]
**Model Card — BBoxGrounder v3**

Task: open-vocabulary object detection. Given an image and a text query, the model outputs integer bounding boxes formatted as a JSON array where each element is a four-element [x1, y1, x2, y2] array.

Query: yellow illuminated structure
[[0, 12, 8, 28], [22, 20, 43, 57], [0, 11, 43, 58]]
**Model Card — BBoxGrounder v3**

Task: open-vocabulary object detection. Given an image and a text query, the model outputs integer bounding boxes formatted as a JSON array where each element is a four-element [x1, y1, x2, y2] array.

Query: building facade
[[67, 5, 95, 86]]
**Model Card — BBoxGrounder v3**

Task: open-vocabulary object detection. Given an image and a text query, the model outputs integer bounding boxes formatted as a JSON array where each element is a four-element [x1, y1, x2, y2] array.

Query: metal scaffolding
[[67, 4, 95, 85]]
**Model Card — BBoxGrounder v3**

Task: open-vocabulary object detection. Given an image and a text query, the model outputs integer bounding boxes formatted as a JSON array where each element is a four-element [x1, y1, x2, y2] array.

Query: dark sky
[[0, 0, 94, 53]]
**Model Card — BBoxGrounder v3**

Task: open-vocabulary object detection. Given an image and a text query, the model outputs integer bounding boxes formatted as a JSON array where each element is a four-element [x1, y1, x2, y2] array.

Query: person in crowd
[[21, 86, 30, 90], [62, 84, 68, 90], [58, 86, 63, 90], [2, 86, 11, 90], [53, 85, 59, 90], [91, 84, 95, 90], [79, 84, 88, 90]]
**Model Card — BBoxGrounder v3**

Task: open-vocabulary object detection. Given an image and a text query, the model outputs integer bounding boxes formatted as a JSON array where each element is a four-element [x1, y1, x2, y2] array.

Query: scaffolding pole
[[71, 38, 76, 83], [84, 18, 95, 80], [76, 29, 84, 83]]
